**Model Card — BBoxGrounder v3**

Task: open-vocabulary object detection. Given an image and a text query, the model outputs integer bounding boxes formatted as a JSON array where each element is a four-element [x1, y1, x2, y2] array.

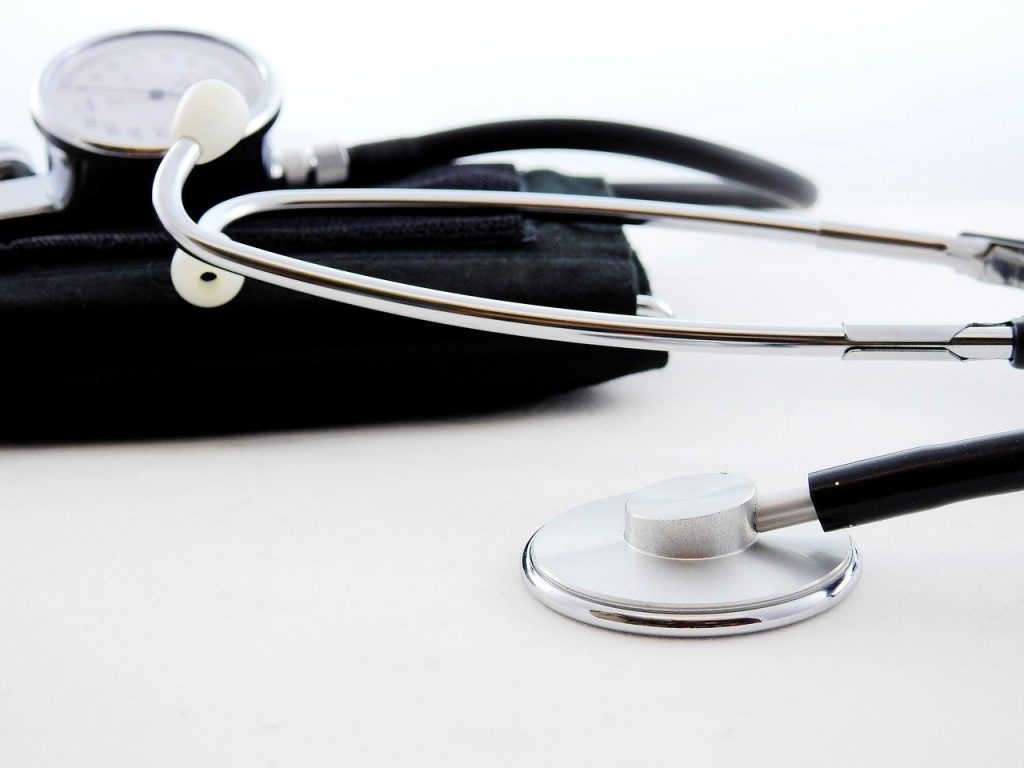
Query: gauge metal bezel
[[29, 28, 281, 159]]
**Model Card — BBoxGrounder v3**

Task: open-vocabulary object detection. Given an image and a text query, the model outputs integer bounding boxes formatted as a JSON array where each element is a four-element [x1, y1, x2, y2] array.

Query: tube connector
[[959, 233, 1024, 287], [754, 487, 816, 532]]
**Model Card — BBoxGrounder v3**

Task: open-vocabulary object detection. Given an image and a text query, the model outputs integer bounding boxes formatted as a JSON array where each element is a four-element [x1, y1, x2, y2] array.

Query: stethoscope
[[156, 81, 1024, 638], [8, 29, 1024, 638]]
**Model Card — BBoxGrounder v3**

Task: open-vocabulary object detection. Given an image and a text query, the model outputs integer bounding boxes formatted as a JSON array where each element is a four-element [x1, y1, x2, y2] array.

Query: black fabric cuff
[[0, 164, 667, 439]]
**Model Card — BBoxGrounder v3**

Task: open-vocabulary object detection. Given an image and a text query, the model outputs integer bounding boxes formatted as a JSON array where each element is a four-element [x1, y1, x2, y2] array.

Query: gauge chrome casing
[[29, 29, 280, 159]]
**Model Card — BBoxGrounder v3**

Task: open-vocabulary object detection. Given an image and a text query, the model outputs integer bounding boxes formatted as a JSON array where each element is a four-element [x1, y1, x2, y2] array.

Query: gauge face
[[30, 30, 279, 157]]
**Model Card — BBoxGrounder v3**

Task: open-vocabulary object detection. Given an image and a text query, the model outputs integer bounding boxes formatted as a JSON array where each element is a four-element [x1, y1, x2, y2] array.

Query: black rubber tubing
[[809, 430, 1024, 531], [1010, 316, 1024, 368], [346, 119, 818, 210]]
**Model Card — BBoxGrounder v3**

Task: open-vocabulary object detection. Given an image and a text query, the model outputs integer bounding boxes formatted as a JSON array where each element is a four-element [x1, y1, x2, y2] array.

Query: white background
[[1, 2, 1023, 765]]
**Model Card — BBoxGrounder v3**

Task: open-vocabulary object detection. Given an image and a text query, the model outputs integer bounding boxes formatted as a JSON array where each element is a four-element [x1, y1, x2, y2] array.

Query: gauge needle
[[65, 85, 184, 99]]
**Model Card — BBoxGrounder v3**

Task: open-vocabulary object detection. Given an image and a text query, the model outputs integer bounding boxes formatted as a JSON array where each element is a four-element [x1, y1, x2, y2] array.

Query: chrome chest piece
[[522, 474, 860, 637]]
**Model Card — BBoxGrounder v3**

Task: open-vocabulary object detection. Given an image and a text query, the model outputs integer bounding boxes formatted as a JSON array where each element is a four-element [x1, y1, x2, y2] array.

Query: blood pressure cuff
[[0, 164, 667, 439]]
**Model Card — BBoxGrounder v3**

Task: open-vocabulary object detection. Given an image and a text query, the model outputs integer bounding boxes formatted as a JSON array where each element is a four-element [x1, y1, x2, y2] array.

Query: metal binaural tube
[[153, 143, 1017, 363]]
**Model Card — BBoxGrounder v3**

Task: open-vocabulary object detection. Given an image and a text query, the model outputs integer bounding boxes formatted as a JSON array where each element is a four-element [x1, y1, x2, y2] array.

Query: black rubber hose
[[809, 430, 1024, 531], [1005, 316, 1024, 368], [346, 119, 817, 209]]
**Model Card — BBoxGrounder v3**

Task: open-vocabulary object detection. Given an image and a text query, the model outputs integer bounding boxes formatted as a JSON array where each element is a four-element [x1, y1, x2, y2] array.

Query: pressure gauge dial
[[29, 29, 280, 158]]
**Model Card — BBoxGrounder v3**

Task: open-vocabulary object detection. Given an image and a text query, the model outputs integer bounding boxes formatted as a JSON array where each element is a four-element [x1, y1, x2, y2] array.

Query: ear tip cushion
[[170, 248, 245, 308], [170, 79, 250, 164]]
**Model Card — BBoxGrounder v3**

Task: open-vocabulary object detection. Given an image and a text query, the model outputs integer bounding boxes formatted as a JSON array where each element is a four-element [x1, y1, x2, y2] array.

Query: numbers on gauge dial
[[42, 33, 263, 150]]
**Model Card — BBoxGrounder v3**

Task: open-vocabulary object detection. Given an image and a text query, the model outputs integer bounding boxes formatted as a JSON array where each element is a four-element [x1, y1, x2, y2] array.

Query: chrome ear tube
[[156, 82, 1024, 638], [155, 83, 1021, 365]]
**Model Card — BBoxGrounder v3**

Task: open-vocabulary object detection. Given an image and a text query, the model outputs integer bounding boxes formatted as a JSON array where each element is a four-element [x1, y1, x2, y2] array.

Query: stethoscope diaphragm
[[522, 474, 859, 637]]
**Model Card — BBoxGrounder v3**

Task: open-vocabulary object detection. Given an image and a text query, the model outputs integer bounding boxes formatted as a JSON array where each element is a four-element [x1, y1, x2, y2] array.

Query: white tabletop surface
[[2, 3, 1023, 765]]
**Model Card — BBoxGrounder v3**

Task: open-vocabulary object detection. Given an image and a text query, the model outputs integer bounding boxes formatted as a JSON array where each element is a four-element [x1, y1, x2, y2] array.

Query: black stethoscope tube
[[809, 430, 1024, 531], [346, 119, 818, 209]]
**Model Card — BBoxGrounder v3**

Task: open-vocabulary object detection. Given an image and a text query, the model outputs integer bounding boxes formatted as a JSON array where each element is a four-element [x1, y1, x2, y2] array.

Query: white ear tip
[[171, 249, 245, 308], [170, 80, 250, 164]]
